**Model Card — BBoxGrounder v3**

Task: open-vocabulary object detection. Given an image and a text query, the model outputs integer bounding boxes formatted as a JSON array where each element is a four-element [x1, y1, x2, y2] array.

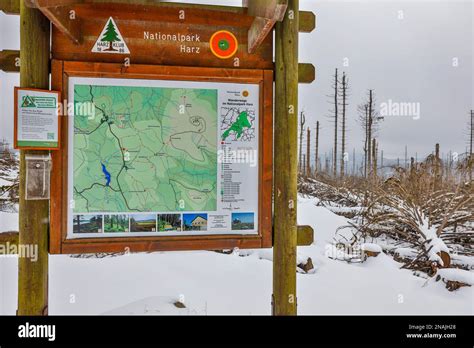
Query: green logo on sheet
[[21, 95, 56, 108], [21, 95, 36, 108]]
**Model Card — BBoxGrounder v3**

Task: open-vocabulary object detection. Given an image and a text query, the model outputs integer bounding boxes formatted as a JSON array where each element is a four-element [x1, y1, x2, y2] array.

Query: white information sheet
[[16, 88, 59, 149]]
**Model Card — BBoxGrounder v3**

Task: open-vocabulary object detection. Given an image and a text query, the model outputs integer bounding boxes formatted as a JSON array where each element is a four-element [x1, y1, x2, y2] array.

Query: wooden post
[[273, 0, 298, 316], [17, 1, 50, 315], [0, 0, 20, 15]]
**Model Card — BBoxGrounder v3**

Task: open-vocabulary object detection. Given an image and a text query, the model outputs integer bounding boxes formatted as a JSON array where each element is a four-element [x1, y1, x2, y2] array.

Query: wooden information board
[[48, 3, 275, 254]]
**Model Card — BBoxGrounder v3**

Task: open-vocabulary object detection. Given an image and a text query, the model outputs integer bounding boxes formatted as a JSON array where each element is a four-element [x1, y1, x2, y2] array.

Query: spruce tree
[[102, 19, 120, 51]]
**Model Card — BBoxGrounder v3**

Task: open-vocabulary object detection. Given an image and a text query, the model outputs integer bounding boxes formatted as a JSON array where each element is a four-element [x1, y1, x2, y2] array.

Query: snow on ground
[[435, 268, 474, 286], [0, 195, 473, 315], [0, 211, 18, 232]]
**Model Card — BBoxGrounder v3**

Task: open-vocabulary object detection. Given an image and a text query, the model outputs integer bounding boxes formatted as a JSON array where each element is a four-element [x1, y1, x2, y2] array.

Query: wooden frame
[[14, 87, 61, 150], [50, 60, 273, 254]]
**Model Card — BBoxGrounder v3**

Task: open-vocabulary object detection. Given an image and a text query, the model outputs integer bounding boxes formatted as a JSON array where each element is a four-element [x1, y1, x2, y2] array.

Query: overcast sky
[[1, 0, 472, 163]]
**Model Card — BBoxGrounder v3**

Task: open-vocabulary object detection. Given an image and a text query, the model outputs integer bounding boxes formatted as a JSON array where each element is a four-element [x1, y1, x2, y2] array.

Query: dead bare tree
[[367, 90, 374, 173], [306, 127, 311, 177], [352, 148, 356, 176], [372, 138, 378, 180], [469, 110, 473, 182], [434, 143, 442, 191], [358, 90, 382, 179], [303, 154, 306, 178], [340, 72, 349, 179], [405, 145, 408, 169], [298, 111, 306, 174], [330, 68, 338, 178], [324, 152, 329, 175], [314, 121, 319, 175]]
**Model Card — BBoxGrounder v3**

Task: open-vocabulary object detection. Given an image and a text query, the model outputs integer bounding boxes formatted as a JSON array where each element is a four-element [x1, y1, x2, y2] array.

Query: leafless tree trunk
[[298, 111, 306, 174], [306, 127, 311, 177], [352, 148, 356, 176], [358, 103, 369, 178], [332, 69, 338, 178], [404, 145, 409, 169], [363, 104, 368, 178], [434, 143, 442, 191], [303, 154, 306, 178], [372, 138, 377, 180], [358, 90, 382, 179], [324, 152, 329, 174], [315, 121, 319, 175], [340, 72, 349, 179], [470, 110, 473, 182], [367, 90, 374, 173]]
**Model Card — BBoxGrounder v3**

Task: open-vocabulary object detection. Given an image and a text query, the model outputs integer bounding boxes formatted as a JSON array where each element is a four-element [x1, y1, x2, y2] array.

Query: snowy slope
[[0, 195, 473, 315], [0, 211, 18, 232]]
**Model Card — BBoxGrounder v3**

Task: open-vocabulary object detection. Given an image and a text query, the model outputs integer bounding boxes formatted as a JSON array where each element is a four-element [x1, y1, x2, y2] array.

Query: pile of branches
[[354, 160, 473, 273], [298, 177, 362, 209], [315, 153, 472, 274]]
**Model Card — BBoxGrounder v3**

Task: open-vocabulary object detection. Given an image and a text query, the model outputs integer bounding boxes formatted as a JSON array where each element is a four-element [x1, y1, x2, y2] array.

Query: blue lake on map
[[101, 163, 111, 186]]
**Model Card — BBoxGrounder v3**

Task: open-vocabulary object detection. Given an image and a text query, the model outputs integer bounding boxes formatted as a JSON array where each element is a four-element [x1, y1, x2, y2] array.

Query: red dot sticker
[[210, 30, 238, 59]]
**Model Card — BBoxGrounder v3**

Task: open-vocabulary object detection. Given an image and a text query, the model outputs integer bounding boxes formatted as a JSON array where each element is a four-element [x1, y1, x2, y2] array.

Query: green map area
[[73, 84, 218, 213], [221, 111, 251, 141]]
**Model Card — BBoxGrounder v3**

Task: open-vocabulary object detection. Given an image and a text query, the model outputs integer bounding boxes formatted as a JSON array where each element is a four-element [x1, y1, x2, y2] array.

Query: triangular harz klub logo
[[92, 17, 130, 54]]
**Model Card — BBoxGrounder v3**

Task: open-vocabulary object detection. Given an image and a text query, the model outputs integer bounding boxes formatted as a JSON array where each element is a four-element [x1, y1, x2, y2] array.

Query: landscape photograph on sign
[[231, 212, 255, 230], [104, 214, 129, 233], [157, 214, 182, 232], [67, 76, 260, 239], [72, 214, 103, 234], [130, 214, 157, 232], [183, 213, 208, 231]]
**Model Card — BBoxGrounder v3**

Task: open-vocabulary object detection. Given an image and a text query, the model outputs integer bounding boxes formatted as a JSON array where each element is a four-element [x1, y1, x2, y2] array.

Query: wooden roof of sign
[[1, 1, 315, 33], [1, 1, 316, 80], [24, 0, 293, 55], [21, 0, 293, 70], [51, 3, 273, 69]]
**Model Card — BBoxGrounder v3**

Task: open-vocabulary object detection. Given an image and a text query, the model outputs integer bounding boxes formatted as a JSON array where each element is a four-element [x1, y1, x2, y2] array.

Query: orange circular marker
[[210, 30, 238, 59]]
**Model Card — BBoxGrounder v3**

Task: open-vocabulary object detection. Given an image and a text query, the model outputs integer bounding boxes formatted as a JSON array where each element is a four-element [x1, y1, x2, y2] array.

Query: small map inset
[[220, 107, 256, 142]]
